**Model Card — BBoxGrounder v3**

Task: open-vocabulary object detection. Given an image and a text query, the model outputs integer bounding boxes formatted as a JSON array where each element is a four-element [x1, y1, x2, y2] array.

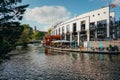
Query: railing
[[80, 31, 86, 34], [90, 25, 96, 30]]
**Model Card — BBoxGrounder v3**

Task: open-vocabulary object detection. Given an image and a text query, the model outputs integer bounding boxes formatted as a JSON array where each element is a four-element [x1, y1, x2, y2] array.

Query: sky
[[21, 0, 120, 31]]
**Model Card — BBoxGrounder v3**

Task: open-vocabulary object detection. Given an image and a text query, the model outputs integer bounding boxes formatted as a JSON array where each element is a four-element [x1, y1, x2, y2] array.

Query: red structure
[[45, 35, 61, 45]]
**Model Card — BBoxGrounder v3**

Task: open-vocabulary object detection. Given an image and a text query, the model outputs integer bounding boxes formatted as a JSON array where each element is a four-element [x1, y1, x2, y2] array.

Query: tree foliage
[[48, 28, 51, 35], [34, 31, 39, 40], [17, 24, 33, 46], [0, 0, 29, 57], [34, 31, 46, 40]]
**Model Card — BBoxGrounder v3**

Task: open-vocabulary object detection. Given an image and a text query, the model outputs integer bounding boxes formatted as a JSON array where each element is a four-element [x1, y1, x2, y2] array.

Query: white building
[[50, 6, 115, 46]]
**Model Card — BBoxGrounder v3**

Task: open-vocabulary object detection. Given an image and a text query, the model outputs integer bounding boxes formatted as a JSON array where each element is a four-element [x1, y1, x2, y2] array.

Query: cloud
[[25, 6, 71, 24], [43, 25, 51, 31], [112, 0, 120, 6]]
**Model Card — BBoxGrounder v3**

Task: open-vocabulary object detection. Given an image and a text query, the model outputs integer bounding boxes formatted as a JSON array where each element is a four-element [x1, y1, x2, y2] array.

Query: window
[[59, 28, 60, 35], [81, 21, 86, 31], [104, 12, 106, 14], [73, 23, 76, 32], [98, 13, 100, 15], [56, 30, 57, 35], [93, 15, 94, 17], [62, 26, 64, 34], [66, 25, 70, 32]]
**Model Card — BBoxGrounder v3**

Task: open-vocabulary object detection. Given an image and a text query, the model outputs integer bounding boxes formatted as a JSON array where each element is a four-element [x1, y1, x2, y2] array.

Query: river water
[[0, 44, 120, 80]]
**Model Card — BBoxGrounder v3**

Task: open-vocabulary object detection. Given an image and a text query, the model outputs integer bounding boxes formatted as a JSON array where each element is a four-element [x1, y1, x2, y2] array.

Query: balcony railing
[[80, 31, 86, 34], [72, 32, 77, 35], [66, 31, 70, 35], [80, 34, 87, 36], [97, 24, 107, 29], [90, 26, 96, 30], [97, 33, 106, 36]]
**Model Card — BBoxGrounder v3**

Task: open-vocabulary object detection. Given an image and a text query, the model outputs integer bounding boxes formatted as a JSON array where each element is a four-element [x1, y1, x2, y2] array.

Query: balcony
[[66, 31, 70, 35], [97, 23, 107, 29], [72, 32, 77, 35], [80, 34, 87, 36], [90, 25, 96, 31], [80, 31, 86, 34], [97, 33, 106, 36]]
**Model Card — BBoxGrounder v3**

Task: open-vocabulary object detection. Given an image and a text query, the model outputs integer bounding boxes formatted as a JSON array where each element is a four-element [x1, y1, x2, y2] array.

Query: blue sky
[[21, 0, 120, 31]]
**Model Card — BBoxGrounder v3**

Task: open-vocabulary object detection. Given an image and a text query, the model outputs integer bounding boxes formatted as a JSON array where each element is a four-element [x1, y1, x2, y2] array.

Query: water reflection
[[44, 48, 120, 80], [0, 46, 120, 80]]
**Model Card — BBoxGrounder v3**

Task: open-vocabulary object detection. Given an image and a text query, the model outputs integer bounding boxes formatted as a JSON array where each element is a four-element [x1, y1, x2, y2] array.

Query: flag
[[110, 4, 117, 8]]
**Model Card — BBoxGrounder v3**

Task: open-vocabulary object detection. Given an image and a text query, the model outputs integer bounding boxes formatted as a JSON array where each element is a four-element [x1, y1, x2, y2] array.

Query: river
[[0, 44, 120, 80]]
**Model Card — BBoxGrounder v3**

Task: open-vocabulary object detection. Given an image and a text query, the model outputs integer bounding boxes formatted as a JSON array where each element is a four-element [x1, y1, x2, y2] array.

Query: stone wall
[[84, 41, 120, 49]]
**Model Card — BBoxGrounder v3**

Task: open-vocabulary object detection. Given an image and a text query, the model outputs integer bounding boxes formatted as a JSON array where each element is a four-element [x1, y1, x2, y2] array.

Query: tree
[[33, 31, 46, 40], [0, 0, 29, 58], [38, 32, 45, 40], [48, 28, 51, 35], [34, 31, 39, 40], [17, 24, 34, 47]]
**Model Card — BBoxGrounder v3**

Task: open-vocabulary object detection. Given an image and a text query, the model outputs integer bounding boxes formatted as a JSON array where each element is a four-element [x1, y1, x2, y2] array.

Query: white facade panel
[[50, 6, 116, 46]]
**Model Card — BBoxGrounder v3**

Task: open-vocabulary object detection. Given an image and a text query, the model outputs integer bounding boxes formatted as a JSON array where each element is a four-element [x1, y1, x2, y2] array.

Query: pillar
[[95, 21, 97, 40], [77, 31, 80, 46], [87, 29, 90, 41], [107, 6, 110, 38], [70, 33, 72, 42]]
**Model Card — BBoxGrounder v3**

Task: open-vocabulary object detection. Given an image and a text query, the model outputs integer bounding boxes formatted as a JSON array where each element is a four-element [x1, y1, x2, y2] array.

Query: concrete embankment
[[49, 47, 120, 54], [84, 41, 120, 49]]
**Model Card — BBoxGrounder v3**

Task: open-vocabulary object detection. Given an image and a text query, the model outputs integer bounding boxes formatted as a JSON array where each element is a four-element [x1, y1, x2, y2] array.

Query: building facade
[[50, 6, 115, 46]]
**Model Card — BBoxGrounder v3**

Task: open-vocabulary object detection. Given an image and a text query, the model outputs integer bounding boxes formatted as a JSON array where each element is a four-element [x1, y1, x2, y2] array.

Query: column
[[87, 29, 90, 41], [107, 19, 110, 38], [95, 21, 97, 40], [86, 17, 90, 41], [70, 33, 72, 47], [107, 6, 110, 38], [70, 33, 72, 42], [77, 31, 80, 46]]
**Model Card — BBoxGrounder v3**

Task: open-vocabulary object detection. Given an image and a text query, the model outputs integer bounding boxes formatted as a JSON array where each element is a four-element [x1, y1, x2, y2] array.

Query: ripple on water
[[0, 46, 120, 80]]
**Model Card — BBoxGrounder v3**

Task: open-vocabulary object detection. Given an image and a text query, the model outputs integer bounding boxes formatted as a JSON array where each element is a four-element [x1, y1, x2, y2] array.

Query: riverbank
[[48, 47, 120, 54]]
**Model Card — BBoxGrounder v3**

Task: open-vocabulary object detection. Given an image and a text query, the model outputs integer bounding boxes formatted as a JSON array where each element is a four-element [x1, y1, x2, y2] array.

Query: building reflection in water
[[45, 48, 51, 55], [45, 48, 119, 62], [44, 48, 120, 79]]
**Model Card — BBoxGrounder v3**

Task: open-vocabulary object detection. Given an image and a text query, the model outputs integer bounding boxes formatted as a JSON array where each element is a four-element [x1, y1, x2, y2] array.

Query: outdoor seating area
[[49, 40, 120, 53], [51, 40, 78, 48]]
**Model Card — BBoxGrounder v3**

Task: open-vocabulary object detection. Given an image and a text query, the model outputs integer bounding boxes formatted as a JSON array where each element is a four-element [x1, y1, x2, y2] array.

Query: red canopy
[[45, 35, 61, 39], [45, 35, 61, 45], [51, 35, 61, 39]]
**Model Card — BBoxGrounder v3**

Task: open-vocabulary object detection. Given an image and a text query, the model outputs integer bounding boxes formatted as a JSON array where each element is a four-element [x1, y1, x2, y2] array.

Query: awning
[[45, 35, 61, 39], [51, 40, 73, 43]]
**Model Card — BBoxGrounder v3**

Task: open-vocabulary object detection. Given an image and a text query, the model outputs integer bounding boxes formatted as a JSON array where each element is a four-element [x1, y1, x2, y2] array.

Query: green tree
[[17, 24, 33, 47], [48, 28, 51, 35], [0, 0, 29, 58], [34, 31, 39, 40], [34, 31, 46, 40], [38, 32, 45, 40]]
